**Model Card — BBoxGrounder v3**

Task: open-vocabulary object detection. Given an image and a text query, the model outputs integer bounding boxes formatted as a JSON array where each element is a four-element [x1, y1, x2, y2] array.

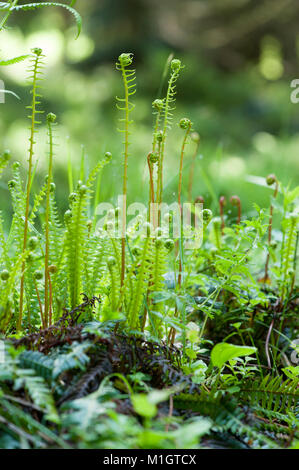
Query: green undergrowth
[[0, 1, 298, 450]]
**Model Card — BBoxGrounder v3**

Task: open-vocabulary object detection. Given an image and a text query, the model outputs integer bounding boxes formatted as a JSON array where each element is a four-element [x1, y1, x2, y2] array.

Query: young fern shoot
[[18, 47, 44, 331], [157, 59, 183, 210], [116, 52, 136, 287], [0, 1, 82, 37]]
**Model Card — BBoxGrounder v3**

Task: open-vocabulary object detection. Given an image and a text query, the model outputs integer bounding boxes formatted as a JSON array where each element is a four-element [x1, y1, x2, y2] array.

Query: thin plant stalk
[[187, 132, 200, 202], [264, 175, 279, 282], [44, 113, 56, 327]]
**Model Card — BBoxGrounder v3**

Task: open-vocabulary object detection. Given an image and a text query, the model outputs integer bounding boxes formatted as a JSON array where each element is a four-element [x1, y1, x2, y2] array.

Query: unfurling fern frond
[[0, 2, 81, 38], [157, 59, 183, 207], [116, 52, 136, 287], [18, 48, 45, 332]]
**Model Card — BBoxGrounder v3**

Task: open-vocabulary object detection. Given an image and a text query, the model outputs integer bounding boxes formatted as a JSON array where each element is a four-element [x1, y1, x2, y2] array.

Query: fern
[[0, 149, 10, 178], [240, 374, 299, 414], [43, 113, 57, 326], [148, 237, 167, 338], [18, 48, 45, 331], [116, 53, 136, 286], [0, 1, 81, 37], [127, 231, 152, 330], [28, 182, 47, 226], [65, 186, 88, 309], [48, 193, 66, 321], [174, 391, 278, 448], [84, 234, 108, 301], [65, 155, 110, 309], [0, 397, 67, 446], [6, 163, 26, 253], [51, 341, 91, 379], [157, 59, 183, 207], [280, 212, 298, 299], [0, 54, 30, 66], [106, 255, 121, 313], [0, 250, 28, 332]]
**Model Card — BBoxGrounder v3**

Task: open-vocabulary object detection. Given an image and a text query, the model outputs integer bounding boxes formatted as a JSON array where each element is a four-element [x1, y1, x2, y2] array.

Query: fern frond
[[18, 48, 45, 331], [0, 250, 29, 332], [127, 235, 152, 330], [240, 374, 299, 414], [157, 59, 183, 207], [1, 1, 82, 38], [116, 53, 136, 287], [175, 391, 278, 449], [28, 182, 47, 225], [280, 212, 298, 299], [0, 150, 10, 179], [0, 54, 30, 66], [148, 238, 167, 338]]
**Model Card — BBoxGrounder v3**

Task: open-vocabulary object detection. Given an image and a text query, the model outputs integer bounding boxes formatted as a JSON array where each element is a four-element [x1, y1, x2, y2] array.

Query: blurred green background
[[1, 0, 299, 221]]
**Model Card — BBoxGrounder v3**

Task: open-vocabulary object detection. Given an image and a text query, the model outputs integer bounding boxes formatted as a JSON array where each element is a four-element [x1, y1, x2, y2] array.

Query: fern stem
[[281, 214, 297, 301], [48, 272, 53, 326], [147, 153, 155, 223], [34, 279, 45, 329], [177, 119, 192, 288], [264, 178, 279, 281], [187, 135, 200, 202]]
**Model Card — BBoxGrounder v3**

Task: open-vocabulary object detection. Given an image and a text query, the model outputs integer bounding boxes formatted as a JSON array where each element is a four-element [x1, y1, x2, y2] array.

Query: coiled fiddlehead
[[116, 52, 136, 288], [18, 48, 44, 331]]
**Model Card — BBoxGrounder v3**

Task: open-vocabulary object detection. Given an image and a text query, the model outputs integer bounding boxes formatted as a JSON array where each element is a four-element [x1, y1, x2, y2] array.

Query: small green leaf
[[131, 394, 157, 419], [211, 342, 256, 369], [186, 348, 197, 359]]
